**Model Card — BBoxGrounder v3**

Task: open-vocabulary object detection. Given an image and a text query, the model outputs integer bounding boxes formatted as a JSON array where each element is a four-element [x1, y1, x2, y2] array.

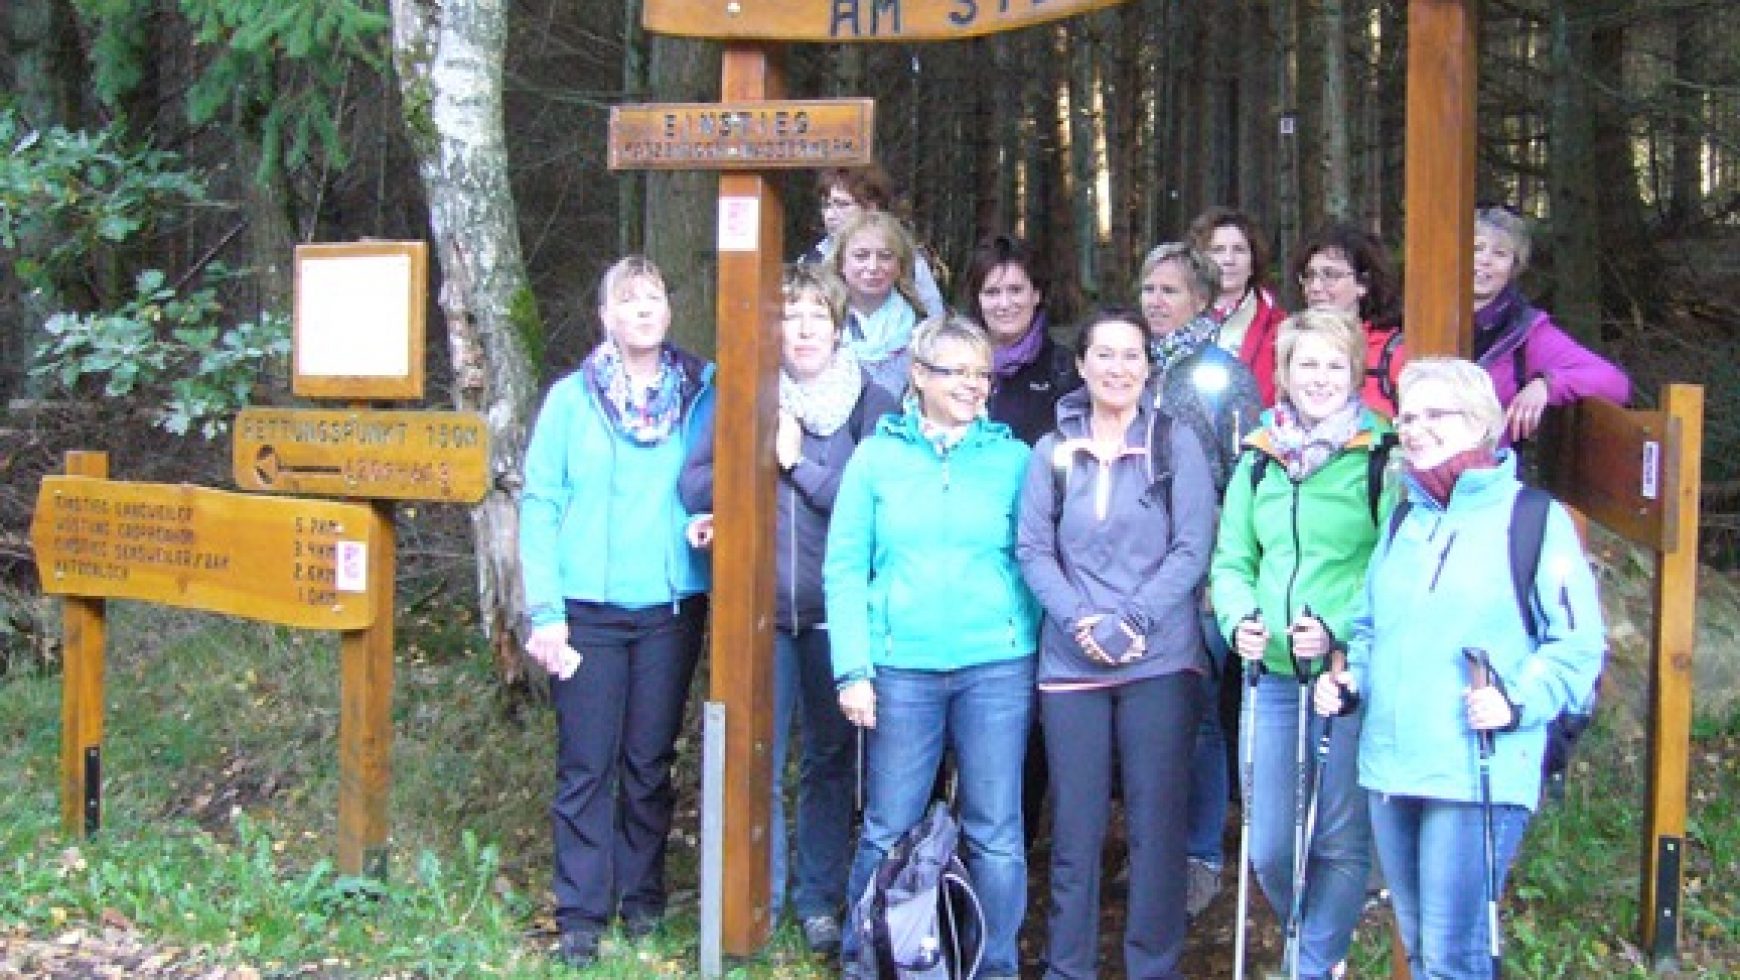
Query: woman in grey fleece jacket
[[1015, 307, 1218, 980]]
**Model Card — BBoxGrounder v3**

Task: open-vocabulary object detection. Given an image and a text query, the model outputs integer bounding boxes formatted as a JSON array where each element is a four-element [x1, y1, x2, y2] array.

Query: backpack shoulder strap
[[1248, 449, 1270, 492], [1374, 327, 1405, 410], [1366, 431, 1398, 526], [1509, 486, 1553, 641], [1148, 409, 1174, 491]]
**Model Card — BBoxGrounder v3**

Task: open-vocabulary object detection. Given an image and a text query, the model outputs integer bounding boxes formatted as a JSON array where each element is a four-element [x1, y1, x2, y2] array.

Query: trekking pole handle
[[1462, 646, 1497, 757]]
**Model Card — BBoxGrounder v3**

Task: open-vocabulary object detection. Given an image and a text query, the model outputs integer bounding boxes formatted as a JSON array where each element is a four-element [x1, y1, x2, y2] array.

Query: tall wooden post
[[709, 43, 785, 957], [59, 451, 109, 837], [1641, 383, 1702, 966], [338, 500, 397, 877], [1402, 0, 1478, 358]]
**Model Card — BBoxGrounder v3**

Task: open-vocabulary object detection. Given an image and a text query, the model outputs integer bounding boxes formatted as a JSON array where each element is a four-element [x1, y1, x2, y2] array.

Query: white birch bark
[[391, 0, 537, 677]]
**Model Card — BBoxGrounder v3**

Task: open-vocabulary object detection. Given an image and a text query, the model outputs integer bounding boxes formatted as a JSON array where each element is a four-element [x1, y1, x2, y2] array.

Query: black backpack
[[1386, 486, 1595, 792]]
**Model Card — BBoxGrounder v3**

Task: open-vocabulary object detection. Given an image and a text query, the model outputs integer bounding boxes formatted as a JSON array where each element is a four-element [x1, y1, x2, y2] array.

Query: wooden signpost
[[233, 407, 490, 503], [609, 98, 874, 170], [644, 0, 1131, 40], [35, 239, 482, 880]]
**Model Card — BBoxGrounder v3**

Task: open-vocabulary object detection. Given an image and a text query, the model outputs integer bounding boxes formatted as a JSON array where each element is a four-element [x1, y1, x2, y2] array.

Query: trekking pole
[[1283, 605, 1318, 980], [1463, 647, 1505, 980], [1232, 612, 1263, 980]]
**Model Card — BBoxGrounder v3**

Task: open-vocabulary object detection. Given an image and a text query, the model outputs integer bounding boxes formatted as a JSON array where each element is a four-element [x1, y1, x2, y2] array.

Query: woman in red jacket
[[1190, 207, 1289, 406], [1288, 224, 1407, 419]]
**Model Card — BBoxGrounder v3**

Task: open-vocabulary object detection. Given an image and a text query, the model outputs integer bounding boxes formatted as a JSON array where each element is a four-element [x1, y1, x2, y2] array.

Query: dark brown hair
[[1289, 223, 1401, 327], [1188, 206, 1272, 292], [958, 234, 1049, 326]]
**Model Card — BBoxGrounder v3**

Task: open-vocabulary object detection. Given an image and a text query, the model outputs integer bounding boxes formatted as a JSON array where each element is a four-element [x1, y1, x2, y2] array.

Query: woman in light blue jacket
[[1315, 357, 1605, 979], [519, 255, 713, 970], [827, 316, 1038, 980]]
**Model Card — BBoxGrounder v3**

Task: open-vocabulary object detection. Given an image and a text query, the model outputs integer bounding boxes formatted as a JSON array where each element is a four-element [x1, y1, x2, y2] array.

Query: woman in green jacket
[[1210, 308, 1396, 979]]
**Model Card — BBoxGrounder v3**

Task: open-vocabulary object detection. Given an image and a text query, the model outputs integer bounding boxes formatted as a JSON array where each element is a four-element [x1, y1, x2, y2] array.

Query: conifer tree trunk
[[391, 0, 540, 678]]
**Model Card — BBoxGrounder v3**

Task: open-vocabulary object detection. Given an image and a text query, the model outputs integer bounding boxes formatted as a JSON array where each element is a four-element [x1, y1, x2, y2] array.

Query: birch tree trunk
[[391, 0, 539, 678]]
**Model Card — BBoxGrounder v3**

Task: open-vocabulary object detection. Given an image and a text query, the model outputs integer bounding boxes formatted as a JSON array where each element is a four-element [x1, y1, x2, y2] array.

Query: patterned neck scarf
[[905, 395, 971, 455], [585, 339, 686, 446], [1267, 397, 1364, 481], [780, 346, 865, 438], [1150, 313, 1220, 381]]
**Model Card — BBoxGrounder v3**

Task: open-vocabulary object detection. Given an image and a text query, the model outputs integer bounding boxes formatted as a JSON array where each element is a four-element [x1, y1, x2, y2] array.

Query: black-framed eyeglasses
[[1395, 407, 1467, 428], [917, 360, 993, 383]]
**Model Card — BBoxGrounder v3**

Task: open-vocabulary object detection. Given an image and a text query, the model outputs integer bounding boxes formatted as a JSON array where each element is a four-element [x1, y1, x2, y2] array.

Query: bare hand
[[776, 411, 803, 471], [1464, 685, 1516, 731], [1234, 617, 1270, 661], [525, 622, 582, 680], [1314, 670, 1355, 717], [686, 513, 715, 550], [1288, 614, 1331, 661], [839, 679, 877, 729], [1507, 376, 1550, 442]]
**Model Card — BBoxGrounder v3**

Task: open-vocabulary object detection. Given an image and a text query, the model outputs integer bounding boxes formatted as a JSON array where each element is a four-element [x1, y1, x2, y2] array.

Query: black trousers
[[550, 596, 706, 933]]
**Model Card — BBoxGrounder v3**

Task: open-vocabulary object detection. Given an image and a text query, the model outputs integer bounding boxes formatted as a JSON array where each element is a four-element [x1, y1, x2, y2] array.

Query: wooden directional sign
[[233, 407, 490, 503], [31, 476, 379, 629], [645, 0, 1132, 41], [1539, 397, 1677, 552], [609, 99, 874, 171]]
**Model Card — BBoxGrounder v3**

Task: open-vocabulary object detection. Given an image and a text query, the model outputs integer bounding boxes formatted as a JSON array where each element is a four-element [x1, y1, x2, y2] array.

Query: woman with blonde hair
[[1211, 308, 1396, 979], [520, 255, 714, 968], [1316, 357, 1605, 978], [827, 316, 1038, 980], [827, 210, 926, 396]]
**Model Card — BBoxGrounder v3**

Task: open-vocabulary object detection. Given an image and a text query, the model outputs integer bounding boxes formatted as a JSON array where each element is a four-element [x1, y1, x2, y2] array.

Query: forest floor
[[0, 597, 1736, 978]]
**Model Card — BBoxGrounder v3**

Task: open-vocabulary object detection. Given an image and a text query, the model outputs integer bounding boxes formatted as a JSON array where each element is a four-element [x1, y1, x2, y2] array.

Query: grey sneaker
[[802, 914, 842, 956], [1185, 857, 1221, 918]]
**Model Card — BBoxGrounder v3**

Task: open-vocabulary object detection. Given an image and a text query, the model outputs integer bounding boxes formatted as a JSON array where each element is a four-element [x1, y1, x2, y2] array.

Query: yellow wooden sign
[[232, 407, 490, 503], [31, 476, 380, 629], [609, 99, 874, 171], [644, 0, 1131, 41]]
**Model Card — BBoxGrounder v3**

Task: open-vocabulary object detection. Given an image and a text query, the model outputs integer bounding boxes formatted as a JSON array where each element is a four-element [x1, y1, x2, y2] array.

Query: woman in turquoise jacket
[[1315, 357, 1605, 979], [826, 316, 1038, 980], [518, 256, 713, 969], [1210, 308, 1396, 979]]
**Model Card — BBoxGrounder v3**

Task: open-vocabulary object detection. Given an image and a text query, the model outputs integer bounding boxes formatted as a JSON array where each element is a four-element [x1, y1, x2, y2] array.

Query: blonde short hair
[[1398, 357, 1506, 449], [1273, 309, 1368, 402], [783, 263, 847, 327], [1475, 206, 1532, 273], [910, 314, 992, 368], [1138, 242, 1221, 311], [598, 254, 666, 309]]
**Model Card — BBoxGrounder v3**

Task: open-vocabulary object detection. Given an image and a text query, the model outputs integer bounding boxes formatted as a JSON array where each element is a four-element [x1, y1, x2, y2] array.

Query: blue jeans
[[1186, 610, 1231, 867], [1041, 672, 1199, 980], [768, 627, 856, 922], [1369, 793, 1531, 980], [1245, 672, 1371, 979], [842, 657, 1035, 977]]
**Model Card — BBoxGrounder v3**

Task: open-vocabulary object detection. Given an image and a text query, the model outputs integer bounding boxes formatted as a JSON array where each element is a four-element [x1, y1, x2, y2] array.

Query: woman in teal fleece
[[518, 256, 713, 969], [1315, 358, 1605, 979], [826, 315, 1038, 980], [1210, 308, 1396, 979]]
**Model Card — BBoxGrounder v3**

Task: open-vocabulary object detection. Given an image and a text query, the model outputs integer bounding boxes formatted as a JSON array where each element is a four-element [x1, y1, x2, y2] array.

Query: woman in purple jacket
[[1473, 206, 1631, 444]]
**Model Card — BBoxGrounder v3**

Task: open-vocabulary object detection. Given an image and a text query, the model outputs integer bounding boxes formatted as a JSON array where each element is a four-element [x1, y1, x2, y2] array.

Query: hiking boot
[[620, 910, 663, 940], [1185, 858, 1221, 918], [556, 928, 602, 968], [801, 914, 842, 956]]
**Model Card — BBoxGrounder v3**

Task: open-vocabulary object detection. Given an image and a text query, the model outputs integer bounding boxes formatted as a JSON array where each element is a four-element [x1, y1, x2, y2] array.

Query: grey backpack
[[853, 801, 985, 979]]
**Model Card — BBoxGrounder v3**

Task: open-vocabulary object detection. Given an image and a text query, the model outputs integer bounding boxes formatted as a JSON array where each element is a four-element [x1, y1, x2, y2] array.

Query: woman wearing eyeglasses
[[1314, 358, 1605, 979], [1015, 307, 1218, 979], [828, 210, 928, 397], [1189, 207, 1289, 406], [1211, 309, 1397, 980], [801, 165, 947, 319], [1288, 223, 1408, 418], [826, 316, 1038, 980], [1471, 206, 1629, 444]]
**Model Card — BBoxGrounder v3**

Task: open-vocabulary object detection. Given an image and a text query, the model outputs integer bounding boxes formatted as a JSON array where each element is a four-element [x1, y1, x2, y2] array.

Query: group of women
[[517, 187, 1623, 979]]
